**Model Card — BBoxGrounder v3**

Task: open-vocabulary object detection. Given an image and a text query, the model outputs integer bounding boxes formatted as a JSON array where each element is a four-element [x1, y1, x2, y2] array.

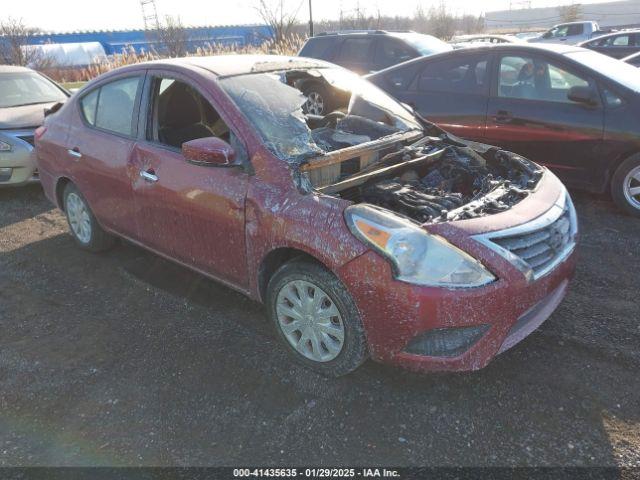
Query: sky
[[6, 0, 615, 32]]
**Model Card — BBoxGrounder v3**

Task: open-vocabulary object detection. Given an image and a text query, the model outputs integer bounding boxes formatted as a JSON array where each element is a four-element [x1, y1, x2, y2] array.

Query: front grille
[[474, 192, 578, 281], [492, 210, 573, 277], [17, 135, 35, 148]]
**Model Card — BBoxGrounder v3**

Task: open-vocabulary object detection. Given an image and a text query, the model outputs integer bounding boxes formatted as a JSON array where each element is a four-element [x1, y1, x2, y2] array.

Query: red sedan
[[35, 55, 578, 376]]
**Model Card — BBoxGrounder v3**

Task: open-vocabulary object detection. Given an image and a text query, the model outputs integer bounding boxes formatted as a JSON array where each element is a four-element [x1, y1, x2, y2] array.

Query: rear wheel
[[611, 154, 640, 217], [63, 183, 115, 252], [266, 260, 368, 377]]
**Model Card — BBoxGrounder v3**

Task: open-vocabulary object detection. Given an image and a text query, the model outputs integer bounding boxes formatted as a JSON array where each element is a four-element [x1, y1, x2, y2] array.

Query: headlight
[[0, 141, 12, 152], [345, 204, 495, 288]]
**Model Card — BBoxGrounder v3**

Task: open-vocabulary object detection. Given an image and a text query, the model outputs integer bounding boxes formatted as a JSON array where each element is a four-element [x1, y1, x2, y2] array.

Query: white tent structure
[[23, 42, 107, 67]]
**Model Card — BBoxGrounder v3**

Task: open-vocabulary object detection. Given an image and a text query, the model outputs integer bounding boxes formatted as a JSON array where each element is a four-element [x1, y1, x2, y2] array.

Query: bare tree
[[425, 3, 456, 40], [0, 17, 46, 66], [559, 4, 582, 23], [155, 15, 189, 58], [255, 0, 303, 43]]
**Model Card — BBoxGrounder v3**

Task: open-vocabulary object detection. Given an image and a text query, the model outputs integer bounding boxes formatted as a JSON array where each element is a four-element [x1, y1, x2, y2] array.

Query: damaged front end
[[220, 66, 544, 225], [312, 134, 543, 224]]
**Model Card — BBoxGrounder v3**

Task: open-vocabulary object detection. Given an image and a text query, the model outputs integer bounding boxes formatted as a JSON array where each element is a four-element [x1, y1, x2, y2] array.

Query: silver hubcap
[[305, 91, 325, 115], [66, 192, 92, 244], [276, 280, 345, 363], [623, 166, 640, 210]]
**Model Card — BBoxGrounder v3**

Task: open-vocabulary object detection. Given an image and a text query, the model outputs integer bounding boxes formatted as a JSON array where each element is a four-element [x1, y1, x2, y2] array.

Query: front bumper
[[337, 174, 577, 373], [0, 130, 38, 187]]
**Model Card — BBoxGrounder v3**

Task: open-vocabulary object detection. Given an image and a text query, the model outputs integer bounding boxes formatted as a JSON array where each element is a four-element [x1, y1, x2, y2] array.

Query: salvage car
[[368, 44, 640, 216], [35, 56, 578, 376], [0, 65, 68, 186], [579, 30, 640, 59]]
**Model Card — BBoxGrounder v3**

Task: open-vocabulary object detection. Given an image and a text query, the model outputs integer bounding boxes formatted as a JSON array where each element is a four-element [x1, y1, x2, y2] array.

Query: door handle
[[140, 169, 158, 183], [67, 148, 82, 159], [494, 110, 512, 124]]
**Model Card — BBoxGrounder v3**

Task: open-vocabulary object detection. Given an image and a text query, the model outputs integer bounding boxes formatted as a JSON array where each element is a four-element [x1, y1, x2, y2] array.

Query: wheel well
[[55, 177, 72, 211], [258, 248, 325, 302]]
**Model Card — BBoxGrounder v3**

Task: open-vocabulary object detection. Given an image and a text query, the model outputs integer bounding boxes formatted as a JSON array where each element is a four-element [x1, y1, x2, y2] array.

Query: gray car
[[0, 65, 68, 186]]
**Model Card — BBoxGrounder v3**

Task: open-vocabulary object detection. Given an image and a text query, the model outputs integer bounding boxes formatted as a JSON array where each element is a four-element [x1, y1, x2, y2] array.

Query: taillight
[[34, 126, 47, 141]]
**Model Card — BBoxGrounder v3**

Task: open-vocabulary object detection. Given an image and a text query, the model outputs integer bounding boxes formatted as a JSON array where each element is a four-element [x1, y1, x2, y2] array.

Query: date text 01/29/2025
[[233, 468, 401, 478]]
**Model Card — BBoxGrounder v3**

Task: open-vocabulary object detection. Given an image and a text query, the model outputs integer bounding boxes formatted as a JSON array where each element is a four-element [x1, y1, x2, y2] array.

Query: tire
[[302, 82, 333, 116], [63, 183, 115, 252], [266, 260, 368, 377], [611, 154, 640, 217]]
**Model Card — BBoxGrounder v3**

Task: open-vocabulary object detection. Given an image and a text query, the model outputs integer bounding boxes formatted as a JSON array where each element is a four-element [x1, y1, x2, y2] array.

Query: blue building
[[20, 24, 274, 56]]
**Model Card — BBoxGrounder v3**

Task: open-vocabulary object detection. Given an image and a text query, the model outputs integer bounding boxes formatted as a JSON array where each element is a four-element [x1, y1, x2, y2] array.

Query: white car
[[0, 65, 68, 186]]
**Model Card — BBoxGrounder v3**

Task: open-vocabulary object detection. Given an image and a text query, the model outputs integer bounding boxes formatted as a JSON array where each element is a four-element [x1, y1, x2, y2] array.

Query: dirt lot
[[0, 185, 639, 467]]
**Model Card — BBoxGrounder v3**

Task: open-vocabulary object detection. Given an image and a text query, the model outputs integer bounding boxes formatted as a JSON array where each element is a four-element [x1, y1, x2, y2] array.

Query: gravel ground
[[0, 185, 638, 467]]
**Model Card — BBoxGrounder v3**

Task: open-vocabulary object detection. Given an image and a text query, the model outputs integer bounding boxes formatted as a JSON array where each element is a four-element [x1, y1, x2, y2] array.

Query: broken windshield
[[219, 68, 422, 163]]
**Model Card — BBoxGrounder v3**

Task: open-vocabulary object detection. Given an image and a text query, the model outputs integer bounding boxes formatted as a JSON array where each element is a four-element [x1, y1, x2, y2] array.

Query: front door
[[130, 73, 249, 286], [485, 52, 604, 189], [393, 52, 491, 142]]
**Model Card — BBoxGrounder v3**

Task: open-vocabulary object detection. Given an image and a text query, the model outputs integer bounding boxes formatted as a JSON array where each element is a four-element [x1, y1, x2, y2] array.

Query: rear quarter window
[[79, 76, 142, 136], [299, 37, 336, 60]]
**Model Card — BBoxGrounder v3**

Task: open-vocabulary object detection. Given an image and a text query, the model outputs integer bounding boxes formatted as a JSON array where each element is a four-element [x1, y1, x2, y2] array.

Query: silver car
[[0, 65, 68, 186]]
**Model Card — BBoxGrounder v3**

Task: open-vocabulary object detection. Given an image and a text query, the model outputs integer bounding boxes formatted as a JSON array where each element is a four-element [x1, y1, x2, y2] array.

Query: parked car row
[[296, 33, 640, 216]]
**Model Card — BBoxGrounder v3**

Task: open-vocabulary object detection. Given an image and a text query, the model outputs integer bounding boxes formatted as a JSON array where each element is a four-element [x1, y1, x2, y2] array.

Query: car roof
[[584, 29, 640, 41], [127, 55, 333, 77], [0, 65, 34, 74], [370, 43, 587, 76]]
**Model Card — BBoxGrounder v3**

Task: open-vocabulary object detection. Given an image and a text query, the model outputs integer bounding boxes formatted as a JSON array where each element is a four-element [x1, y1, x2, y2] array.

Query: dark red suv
[[35, 55, 578, 376]]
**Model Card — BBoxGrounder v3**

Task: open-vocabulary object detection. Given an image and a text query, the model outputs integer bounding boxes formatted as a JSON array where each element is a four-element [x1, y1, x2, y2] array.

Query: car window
[[147, 76, 246, 160], [374, 38, 417, 69], [0, 71, 67, 108], [81, 76, 141, 136], [300, 37, 336, 60], [498, 55, 589, 103], [548, 25, 570, 38], [383, 63, 421, 91], [613, 35, 631, 46], [567, 24, 584, 36], [336, 38, 373, 63], [80, 89, 99, 126], [418, 55, 489, 95]]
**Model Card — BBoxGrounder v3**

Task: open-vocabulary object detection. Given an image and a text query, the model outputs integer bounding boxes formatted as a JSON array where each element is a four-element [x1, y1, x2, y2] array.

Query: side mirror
[[567, 85, 598, 107], [182, 137, 236, 167]]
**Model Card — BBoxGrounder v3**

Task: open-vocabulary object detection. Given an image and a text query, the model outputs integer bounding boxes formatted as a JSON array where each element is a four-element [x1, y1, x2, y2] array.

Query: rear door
[[387, 52, 492, 142], [485, 50, 604, 189], [129, 70, 249, 286], [68, 74, 144, 238]]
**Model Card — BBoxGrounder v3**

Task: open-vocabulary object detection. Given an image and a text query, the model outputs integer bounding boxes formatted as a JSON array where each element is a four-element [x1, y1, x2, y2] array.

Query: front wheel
[[63, 183, 115, 252], [266, 261, 368, 377], [611, 154, 640, 217]]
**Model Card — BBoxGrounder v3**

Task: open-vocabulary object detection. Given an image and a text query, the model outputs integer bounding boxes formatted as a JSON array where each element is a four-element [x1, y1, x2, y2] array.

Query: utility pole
[[140, 0, 160, 30], [309, 0, 314, 37]]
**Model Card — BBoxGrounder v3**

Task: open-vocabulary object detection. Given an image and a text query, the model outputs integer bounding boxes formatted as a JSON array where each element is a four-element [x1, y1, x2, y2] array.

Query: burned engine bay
[[220, 66, 544, 223], [308, 131, 544, 224]]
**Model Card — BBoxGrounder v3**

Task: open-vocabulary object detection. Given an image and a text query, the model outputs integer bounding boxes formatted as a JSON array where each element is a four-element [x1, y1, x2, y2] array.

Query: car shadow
[[2, 204, 639, 467]]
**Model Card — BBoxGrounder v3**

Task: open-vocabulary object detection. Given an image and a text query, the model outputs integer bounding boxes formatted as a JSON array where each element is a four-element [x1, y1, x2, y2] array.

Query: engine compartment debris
[[351, 144, 543, 223]]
